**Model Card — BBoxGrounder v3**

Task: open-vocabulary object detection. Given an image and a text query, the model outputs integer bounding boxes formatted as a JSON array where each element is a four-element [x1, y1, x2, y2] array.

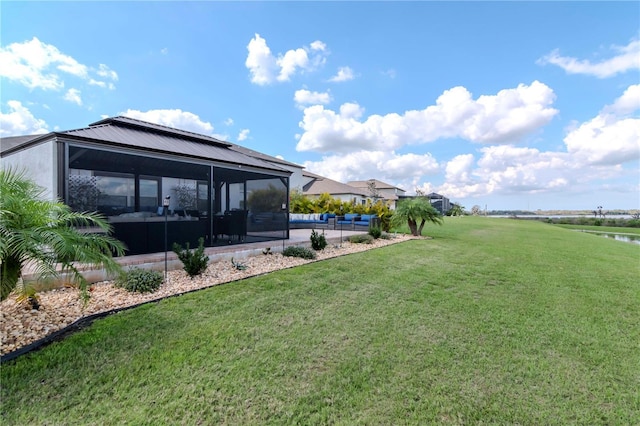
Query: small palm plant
[[0, 168, 125, 301], [390, 197, 443, 236]]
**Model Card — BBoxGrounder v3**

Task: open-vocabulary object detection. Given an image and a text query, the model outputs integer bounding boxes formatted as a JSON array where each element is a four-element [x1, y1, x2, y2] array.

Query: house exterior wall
[[276, 164, 305, 193], [0, 139, 57, 200], [378, 188, 405, 210]]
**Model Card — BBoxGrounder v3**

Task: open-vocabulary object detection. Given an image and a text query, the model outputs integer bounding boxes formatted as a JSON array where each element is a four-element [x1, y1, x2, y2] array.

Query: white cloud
[[564, 84, 640, 166], [604, 84, 640, 115], [63, 88, 82, 106], [538, 38, 640, 78], [564, 116, 640, 165], [277, 48, 309, 82], [237, 129, 250, 141], [0, 101, 49, 136], [245, 34, 277, 85], [444, 154, 475, 184], [329, 66, 354, 82], [437, 146, 574, 199], [302, 150, 439, 190], [88, 79, 106, 88], [435, 86, 640, 199], [245, 34, 328, 85], [381, 69, 397, 79], [224, 118, 234, 126], [0, 37, 118, 91], [302, 85, 638, 201], [294, 89, 331, 108], [310, 41, 326, 51], [296, 81, 558, 153], [121, 109, 215, 136], [97, 64, 118, 81]]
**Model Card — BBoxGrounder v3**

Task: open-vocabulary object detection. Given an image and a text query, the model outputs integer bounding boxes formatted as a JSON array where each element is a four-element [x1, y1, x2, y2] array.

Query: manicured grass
[[2, 218, 639, 424], [553, 223, 640, 235]]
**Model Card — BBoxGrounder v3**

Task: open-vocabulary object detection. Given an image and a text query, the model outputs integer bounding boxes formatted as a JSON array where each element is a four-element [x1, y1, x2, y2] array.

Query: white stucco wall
[[0, 140, 58, 200], [275, 163, 304, 192]]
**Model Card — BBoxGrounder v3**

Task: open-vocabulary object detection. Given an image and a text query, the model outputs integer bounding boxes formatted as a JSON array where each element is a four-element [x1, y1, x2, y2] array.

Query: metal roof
[[303, 174, 368, 196], [56, 118, 288, 174], [0, 134, 46, 155], [347, 179, 406, 192], [89, 116, 232, 147], [1, 116, 292, 176], [227, 142, 303, 169]]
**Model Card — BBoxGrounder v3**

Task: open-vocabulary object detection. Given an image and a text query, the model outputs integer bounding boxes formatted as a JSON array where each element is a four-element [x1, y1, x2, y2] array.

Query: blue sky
[[1, 1, 639, 211]]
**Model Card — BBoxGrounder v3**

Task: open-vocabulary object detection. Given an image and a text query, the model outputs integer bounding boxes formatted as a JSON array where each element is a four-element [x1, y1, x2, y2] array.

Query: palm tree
[[390, 197, 443, 236], [0, 169, 125, 301], [447, 203, 465, 216]]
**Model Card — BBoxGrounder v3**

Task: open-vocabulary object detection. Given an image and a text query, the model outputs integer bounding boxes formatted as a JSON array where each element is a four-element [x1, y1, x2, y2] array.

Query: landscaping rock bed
[[1, 235, 416, 356]]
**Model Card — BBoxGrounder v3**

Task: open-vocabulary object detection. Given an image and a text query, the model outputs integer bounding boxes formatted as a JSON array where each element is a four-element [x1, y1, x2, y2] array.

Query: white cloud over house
[[0, 101, 49, 136], [299, 82, 638, 201], [0, 37, 118, 91], [245, 34, 328, 85], [302, 150, 439, 187], [296, 81, 558, 153], [121, 109, 215, 135], [538, 38, 640, 78]]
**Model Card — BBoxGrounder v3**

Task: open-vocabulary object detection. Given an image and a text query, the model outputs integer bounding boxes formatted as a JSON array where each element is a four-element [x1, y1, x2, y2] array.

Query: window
[[96, 174, 135, 214], [140, 177, 160, 211]]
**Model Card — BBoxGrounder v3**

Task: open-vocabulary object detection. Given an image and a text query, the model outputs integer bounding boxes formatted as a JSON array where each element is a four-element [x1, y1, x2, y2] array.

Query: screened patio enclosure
[[66, 144, 289, 256]]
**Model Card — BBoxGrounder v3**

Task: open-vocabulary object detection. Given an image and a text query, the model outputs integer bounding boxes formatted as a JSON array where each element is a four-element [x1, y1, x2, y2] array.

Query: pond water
[[578, 230, 640, 245]]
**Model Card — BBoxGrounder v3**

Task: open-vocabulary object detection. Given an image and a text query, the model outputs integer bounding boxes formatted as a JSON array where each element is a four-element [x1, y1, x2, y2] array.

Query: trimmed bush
[[282, 246, 317, 260], [173, 237, 208, 278], [310, 230, 327, 251], [349, 234, 374, 244], [368, 226, 382, 239], [116, 268, 163, 293]]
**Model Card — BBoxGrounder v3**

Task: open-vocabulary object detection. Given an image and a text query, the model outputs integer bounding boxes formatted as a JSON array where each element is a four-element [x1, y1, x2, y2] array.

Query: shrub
[[310, 230, 327, 251], [368, 226, 382, 239], [15, 285, 41, 310], [379, 232, 393, 240], [115, 268, 163, 293], [348, 234, 374, 244], [173, 237, 208, 278], [231, 258, 248, 270], [282, 246, 317, 260]]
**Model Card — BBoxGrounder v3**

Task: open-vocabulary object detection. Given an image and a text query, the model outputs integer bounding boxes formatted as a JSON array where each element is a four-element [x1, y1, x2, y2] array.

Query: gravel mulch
[[1, 235, 417, 356]]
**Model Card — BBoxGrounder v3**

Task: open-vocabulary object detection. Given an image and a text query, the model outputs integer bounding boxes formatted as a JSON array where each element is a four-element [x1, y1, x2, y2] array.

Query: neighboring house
[[425, 192, 451, 214], [397, 192, 451, 214], [227, 143, 306, 192], [0, 116, 292, 255], [346, 179, 406, 210], [301, 171, 370, 205]]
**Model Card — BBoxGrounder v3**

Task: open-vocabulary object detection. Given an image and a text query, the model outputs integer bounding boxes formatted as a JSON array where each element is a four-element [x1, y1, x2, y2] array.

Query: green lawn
[[553, 223, 640, 235], [2, 218, 639, 424]]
